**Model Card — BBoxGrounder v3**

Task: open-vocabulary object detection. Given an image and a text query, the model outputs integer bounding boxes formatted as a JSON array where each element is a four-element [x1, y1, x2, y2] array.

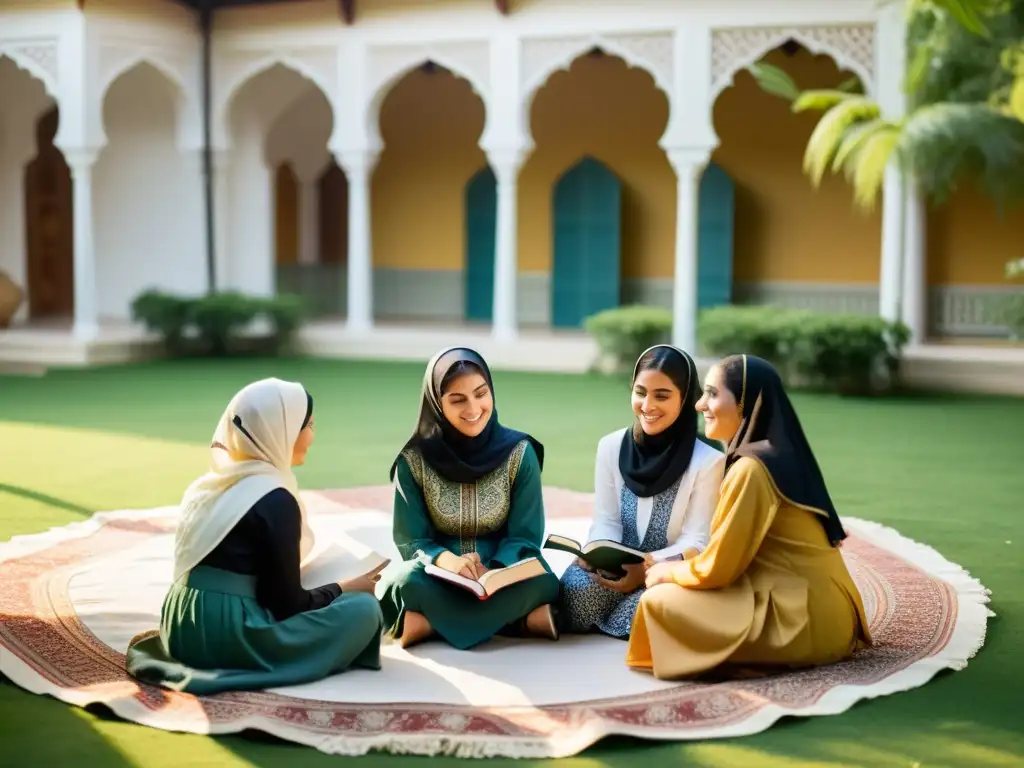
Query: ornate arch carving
[[216, 47, 338, 129], [710, 25, 876, 102], [364, 40, 491, 121], [520, 32, 674, 106], [97, 43, 189, 104], [0, 40, 60, 99]]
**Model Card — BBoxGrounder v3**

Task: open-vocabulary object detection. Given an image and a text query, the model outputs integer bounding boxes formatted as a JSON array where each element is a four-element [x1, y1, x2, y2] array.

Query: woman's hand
[[594, 562, 647, 594], [435, 550, 481, 580], [644, 562, 679, 589], [575, 556, 595, 572], [338, 562, 387, 594], [642, 553, 657, 569]]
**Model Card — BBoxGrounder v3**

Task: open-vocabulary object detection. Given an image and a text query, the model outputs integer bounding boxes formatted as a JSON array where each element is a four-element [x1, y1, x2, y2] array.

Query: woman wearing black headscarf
[[627, 355, 872, 680], [378, 347, 560, 649], [557, 345, 724, 639]]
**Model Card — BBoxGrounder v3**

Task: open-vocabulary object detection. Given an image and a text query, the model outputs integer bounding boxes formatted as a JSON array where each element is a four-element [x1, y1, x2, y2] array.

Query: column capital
[[482, 143, 531, 178], [664, 146, 712, 177]]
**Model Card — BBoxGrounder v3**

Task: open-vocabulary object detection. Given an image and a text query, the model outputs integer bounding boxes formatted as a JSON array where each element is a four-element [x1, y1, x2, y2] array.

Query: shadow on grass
[[0, 675, 136, 766], [0, 484, 95, 517]]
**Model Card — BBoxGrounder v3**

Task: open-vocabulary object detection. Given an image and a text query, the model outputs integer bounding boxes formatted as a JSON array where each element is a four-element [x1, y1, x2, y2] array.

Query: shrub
[[583, 305, 673, 372], [698, 304, 909, 396], [130, 290, 193, 352], [258, 293, 308, 352], [190, 291, 261, 355]]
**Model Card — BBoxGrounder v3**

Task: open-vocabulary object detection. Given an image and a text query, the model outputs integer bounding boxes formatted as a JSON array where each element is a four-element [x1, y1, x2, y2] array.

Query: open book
[[543, 534, 645, 577], [300, 541, 390, 590], [424, 556, 546, 600]]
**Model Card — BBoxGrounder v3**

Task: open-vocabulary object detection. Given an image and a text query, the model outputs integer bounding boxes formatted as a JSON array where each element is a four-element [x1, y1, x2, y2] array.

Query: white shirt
[[586, 428, 724, 561]]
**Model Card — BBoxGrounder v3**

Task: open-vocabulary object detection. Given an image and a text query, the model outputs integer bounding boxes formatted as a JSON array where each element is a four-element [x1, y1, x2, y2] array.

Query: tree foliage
[[750, 0, 1024, 210]]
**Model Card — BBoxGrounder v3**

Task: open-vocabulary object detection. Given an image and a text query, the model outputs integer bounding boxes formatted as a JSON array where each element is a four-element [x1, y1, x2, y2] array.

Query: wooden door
[[464, 165, 497, 323], [24, 107, 74, 320], [552, 156, 622, 328]]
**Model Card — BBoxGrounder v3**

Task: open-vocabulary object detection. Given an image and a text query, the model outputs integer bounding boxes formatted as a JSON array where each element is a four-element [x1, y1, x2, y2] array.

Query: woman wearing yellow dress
[[627, 354, 871, 680]]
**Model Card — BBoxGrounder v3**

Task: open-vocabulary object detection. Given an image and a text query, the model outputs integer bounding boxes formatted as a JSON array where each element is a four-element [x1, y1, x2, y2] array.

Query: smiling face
[[440, 371, 493, 438], [291, 413, 315, 466], [695, 364, 742, 443], [631, 369, 683, 437]]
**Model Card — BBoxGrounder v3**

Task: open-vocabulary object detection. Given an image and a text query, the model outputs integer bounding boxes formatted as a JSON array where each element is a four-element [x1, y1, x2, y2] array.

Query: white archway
[[94, 61, 202, 321], [0, 53, 64, 324]]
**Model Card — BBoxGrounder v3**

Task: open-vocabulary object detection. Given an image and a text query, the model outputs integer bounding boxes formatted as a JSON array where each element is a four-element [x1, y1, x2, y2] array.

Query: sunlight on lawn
[[0, 421, 205, 537]]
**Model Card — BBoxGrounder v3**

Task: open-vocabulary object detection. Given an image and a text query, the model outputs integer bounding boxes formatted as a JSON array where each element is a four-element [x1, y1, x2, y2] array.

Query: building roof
[[168, 0, 509, 24]]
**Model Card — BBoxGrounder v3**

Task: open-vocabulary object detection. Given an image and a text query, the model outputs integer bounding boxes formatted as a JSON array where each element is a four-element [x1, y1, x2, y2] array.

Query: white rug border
[[0, 500, 994, 759]]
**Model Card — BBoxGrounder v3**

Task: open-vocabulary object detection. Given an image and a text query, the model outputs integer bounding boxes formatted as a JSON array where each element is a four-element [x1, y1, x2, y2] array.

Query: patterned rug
[[0, 487, 992, 759]]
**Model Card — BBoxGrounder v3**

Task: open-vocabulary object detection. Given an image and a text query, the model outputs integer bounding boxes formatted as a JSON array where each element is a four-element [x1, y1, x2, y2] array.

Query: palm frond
[[831, 118, 894, 173], [850, 126, 902, 209], [748, 63, 801, 102], [792, 89, 863, 113], [801, 97, 882, 185], [909, 0, 992, 37], [898, 102, 1024, 203]]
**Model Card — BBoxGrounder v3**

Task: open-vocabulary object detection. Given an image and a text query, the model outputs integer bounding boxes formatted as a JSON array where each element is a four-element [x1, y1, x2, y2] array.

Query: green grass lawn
[[1, 358, 1022, 768]]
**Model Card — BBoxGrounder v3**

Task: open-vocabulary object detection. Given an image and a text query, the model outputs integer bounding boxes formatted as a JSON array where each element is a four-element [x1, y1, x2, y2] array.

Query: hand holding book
[[435, 550, 483, 579]]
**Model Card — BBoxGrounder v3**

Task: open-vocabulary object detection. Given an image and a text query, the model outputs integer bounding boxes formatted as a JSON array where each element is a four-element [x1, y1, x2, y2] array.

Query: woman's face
[[291, 414, 315, 466], [695, 365, 742, 443], [631, 369, 682, 436], [441, 372, 493, 437]]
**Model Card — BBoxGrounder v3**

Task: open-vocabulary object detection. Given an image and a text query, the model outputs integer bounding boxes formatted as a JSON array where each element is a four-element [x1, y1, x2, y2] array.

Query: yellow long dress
[[626, 456, 871, 680]]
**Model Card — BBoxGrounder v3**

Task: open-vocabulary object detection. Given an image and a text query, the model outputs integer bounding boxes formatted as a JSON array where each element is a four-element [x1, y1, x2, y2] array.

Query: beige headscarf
[[172, 377, 315, 581]]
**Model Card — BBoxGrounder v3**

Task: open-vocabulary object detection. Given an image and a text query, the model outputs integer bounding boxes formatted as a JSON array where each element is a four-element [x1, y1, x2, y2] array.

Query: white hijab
[[172, 377, 316, 581]]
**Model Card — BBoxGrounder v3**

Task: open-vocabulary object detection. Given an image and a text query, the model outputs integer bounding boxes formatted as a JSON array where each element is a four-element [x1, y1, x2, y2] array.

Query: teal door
[[551, 156, 622, 328], [464, 166, 497, 322], [697, 162, 735, 310]]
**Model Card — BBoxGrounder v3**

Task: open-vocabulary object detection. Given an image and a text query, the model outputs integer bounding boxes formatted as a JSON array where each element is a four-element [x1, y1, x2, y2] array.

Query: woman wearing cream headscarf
[[126, 378, 384, 695]]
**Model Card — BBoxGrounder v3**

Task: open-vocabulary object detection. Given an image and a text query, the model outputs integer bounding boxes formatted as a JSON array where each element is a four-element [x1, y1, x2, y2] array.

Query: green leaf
[[801, 97, 882, 185], [837, 76, 865, 94], [831, 118, 894, 174], [850, 126, 902, 209], [911, 0, 992, 37], [792, 89, 861, 113], [748, 62, 801, 101]]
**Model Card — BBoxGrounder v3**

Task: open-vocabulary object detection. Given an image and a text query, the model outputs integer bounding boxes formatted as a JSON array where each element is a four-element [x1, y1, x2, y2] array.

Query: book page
[[424, 564, 485, 597], [300, 541, 389, 590], [477, 557, 544, 595]]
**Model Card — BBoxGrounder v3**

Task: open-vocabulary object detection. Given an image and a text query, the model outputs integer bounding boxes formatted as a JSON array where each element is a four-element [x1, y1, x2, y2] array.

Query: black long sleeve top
[[198, 487, 342, 621]]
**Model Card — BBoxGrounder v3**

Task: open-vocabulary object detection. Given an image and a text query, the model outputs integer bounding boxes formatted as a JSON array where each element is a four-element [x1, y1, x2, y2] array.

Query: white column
[[902, 185, 927, 343], [336, 149, 378, 333], [486, 147, 526, 341], [211, 149, 231, 292], [66, 150, 99, 339], [879, 166, 904, 323], [666, 148, 708, 354], [297, 179, 320, 266]]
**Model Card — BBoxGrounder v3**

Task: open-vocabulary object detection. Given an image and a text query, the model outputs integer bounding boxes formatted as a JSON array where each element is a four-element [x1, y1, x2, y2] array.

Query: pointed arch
[[0, 47, 59, 101], [710, 27, 875, 104]]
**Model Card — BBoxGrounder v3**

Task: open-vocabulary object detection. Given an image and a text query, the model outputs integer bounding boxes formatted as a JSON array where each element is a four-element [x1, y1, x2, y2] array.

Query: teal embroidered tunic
[[378, 440, 559, 649]]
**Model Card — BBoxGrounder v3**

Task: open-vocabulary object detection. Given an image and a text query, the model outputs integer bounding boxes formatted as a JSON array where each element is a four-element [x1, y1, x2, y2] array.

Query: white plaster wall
[[0, 55, 56, 321], [93, 63, 204, 319], [226, 65, 331, 296]]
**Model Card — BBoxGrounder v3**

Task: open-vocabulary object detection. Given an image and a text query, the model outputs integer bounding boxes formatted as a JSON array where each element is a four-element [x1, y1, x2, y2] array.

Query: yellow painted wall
[[372, 67, 486, 270], [522, 54, 672, 276], [712, 48, 882, 284], [274, 163, 298, 265], [927, 184, 1024, 285]]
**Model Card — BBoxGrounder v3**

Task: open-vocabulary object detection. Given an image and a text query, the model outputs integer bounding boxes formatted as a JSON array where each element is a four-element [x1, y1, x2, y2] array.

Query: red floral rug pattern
[[0, 487, 977, 758]]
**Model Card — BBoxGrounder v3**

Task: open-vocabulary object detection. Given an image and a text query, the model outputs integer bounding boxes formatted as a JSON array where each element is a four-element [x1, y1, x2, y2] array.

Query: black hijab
[[389, 347, 544, 484], [720, 354, 847, 546], [618, 345, 702, 498]]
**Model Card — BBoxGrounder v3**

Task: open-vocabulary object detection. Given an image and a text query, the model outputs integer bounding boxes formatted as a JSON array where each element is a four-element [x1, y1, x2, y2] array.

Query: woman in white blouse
[[558, 345, 723, 639]]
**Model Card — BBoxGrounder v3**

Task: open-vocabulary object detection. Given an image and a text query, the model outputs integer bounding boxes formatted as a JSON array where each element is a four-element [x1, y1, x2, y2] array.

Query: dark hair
[[301, 389, 314, 430], [440, 360, 485, 396], [719, 355, 747, 406]]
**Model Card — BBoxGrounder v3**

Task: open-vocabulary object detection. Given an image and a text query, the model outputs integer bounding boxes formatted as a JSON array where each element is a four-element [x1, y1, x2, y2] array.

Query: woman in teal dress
[[379, 347, 561, 649], [125, 378, 385, 695]]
